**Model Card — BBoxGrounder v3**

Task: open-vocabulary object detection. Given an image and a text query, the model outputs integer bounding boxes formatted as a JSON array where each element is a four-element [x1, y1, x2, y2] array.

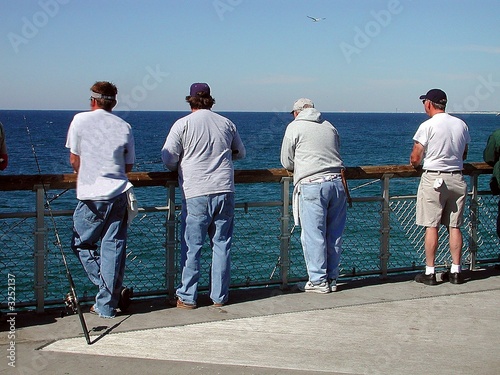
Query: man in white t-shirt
[[66, 81, 135, 318], [410, 89, 470, 286]]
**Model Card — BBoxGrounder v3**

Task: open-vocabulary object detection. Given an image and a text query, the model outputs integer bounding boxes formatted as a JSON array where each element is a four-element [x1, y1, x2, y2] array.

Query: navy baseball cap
[[189, 83, 210, 97], [419, 89, 447, 105]]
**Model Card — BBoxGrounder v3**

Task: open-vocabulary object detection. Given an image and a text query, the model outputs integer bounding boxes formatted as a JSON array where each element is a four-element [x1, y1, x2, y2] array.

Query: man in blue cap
[[161, 83, 246, 308], [410, 88, 470, 285]]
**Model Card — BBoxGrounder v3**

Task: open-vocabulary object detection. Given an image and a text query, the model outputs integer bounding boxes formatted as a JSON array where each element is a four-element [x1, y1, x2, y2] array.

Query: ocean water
[[1, 110, 499, 304], [1, 109, 498, 208]]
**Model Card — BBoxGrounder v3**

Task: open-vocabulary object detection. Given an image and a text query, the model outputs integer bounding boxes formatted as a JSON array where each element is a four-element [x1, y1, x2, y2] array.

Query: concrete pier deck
[[2, 267, 500, 375]]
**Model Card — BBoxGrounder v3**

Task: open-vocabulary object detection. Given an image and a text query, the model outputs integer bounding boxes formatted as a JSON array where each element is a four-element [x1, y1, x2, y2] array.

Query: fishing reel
[[62, 292, 77, 317]]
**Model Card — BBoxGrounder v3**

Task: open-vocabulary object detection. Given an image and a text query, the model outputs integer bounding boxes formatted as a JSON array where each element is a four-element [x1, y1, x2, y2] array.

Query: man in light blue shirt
[[161, 83, 245, 308]]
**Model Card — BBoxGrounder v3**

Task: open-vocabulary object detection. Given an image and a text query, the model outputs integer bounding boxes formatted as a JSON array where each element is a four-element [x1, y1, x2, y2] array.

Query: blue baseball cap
[[189, 83, 211, 97], [419, 89, 447, 105]]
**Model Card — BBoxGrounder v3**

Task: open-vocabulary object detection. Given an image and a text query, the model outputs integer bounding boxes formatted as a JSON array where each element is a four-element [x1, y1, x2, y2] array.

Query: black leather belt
[[424, 170, 461, 174]]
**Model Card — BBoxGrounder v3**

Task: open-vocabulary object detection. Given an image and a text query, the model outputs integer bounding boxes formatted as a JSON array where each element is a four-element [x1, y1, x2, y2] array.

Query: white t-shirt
[[413, 113, 470, 171], [66, 109, 135, 200]]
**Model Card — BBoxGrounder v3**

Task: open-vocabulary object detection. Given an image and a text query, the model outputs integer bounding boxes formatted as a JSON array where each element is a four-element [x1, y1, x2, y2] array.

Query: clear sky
[[1, 0, 499, 113]]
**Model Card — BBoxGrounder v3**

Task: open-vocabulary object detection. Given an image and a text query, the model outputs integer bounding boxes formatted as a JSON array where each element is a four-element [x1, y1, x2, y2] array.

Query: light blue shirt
[[161, 109, 246, 199]]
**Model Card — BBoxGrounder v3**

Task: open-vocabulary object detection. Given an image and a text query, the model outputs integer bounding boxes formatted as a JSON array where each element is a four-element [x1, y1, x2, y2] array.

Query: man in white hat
[[281, 98, 347, 293]]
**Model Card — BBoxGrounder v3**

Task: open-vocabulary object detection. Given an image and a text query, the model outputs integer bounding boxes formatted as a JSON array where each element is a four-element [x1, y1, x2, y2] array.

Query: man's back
[[162, 109, 245, 199], [484, 128, 500, 166], [413, 112, 469, 171], [66, 109, 135, 200], [281, 108, 344, 184]]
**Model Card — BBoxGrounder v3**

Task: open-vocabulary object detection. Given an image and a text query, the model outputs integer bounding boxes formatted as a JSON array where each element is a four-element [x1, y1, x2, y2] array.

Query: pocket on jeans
[[218, 194, 235, 218], [81, 202, 105, 224], [300, 184, 320, 201], [186, 197, 209, 217]]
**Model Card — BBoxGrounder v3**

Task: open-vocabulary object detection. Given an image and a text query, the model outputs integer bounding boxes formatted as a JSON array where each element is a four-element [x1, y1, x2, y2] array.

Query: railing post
[[380, 175, 392, 279], [34, 185, 46, 313], [468, 173, 479, 270], [279, 177, 292, 289], [165, 183, 177, 298]]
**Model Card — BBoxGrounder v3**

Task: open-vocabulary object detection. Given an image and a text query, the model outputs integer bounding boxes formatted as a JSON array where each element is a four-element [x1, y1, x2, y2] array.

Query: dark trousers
[[497, 200, 500, 238]]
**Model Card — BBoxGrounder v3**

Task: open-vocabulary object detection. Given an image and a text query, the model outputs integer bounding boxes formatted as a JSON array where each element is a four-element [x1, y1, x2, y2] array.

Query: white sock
[[425, 266, 435, 275], [450, 264, 461, 273]]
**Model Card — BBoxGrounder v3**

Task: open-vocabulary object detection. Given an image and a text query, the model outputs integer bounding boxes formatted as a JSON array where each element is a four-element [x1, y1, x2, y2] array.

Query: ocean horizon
[[1, 109, 499, 207], [2, 110, 499, 304]]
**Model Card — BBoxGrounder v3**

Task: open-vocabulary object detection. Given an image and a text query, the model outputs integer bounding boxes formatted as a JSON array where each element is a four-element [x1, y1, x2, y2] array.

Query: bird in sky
[[307, 16, 326, 22]]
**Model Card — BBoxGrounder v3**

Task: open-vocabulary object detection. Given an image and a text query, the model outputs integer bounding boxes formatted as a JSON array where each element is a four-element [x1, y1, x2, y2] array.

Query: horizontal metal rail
[[1, 164, 498, 311]]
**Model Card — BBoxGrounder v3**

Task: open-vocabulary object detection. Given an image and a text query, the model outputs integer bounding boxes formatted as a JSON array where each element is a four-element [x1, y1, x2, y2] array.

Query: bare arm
[[410, 141, 424, 167], [69, 153, 80, 173]]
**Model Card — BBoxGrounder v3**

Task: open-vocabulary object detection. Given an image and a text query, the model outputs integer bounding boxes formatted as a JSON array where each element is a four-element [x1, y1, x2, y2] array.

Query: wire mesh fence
[[1, 217, 36, 305], [2, 175, 500, 310]]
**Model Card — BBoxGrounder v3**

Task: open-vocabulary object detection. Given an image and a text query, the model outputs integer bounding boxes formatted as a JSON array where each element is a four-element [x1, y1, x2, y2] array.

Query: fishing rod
[[25, 117, 92, 345], [341, 169, 352, 208], [46, 188, 71, 205]]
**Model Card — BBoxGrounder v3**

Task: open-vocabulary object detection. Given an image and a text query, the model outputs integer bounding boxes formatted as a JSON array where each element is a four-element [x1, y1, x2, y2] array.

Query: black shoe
[[167, 297, 178, 307], [118, 287, 133, 311], [415, 273, 437, 285], [447, 272, 464, 285]]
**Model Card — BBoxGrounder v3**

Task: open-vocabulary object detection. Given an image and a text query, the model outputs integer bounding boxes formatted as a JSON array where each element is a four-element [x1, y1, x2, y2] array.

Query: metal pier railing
[[1, 163, 499, 312]]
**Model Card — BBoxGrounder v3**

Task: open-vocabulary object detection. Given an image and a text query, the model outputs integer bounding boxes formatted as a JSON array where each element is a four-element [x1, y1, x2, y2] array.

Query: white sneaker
[[298, 281, 330, 294], [329, 279, 337, 292]]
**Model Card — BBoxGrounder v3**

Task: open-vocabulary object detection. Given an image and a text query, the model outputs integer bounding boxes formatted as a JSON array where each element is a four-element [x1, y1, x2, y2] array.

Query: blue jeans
[[299, 178, 347, 284], [176, 193, 235, 305], [71, 192, 128, 317]]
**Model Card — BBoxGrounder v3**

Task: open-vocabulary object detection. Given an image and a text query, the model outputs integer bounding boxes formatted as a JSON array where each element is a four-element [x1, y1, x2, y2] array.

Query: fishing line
[[351, 179, 380, 191], [268, 216, 297, 282], [135, 159, 162, 166], [25, 117, 92, 345], [0, 217, 28, 241]]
